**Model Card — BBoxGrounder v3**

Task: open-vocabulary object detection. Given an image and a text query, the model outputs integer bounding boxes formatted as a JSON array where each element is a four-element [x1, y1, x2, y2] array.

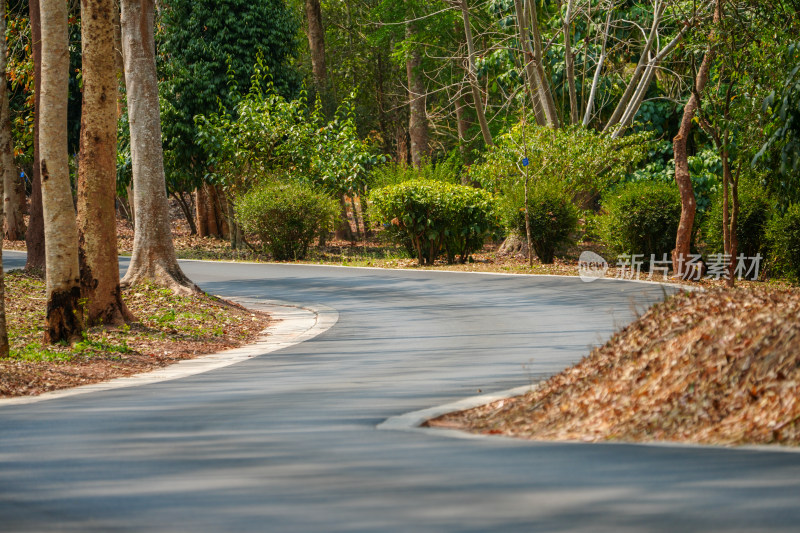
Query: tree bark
[[460, 0, 494, 146], [406, 21, 430, 167], [1, 11, 24, 243], [40, 0, 84, 343], [120, 0, 198, 295], [672, 1, 719, 277], [562, 0, 578, 124], [512, 0, 546, 126], [454, 87, 469, 161], [583, 8, 612, 126], [195, 186, 208, 237], [25, 0, 46, 272], [525, 0, 559, 127], [77, 0, 133, 326], [305, 0, 327, 94], [0, 5, 11, 356]]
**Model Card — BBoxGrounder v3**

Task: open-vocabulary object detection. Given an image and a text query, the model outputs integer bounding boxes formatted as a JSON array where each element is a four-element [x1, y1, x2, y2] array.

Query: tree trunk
[[460, 0, 494, 146], [4, 169, 26, 240], [0, 5, 11, 356], [40, 0, 84, 343], [305, 0, 327, 94], [172, 191, 197, 235], [672, 1, 719, 277], [1, 13, 24, 244], [406, 21, 429, 167], [25, 0, 46, 272], [562, 0, 578, 124], [583, 9, 612, 126], [77, 0, 133, 326], [728, 158, 739, 288], [512, 0, 546, 126], [335, 194, 354, 241], [120, 0, 198, 295], [195, 186, 208, 237], [454, 88, 469, 162], [525, 0, 559, 128]]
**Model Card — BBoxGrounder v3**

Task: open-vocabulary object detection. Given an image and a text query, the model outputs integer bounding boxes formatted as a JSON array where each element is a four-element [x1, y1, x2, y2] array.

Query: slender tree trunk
[[305, 0, 327, 94], [77, 0, 133, 326], [172, 191, 197, 235], [195, 186, 208, 237], [728, 158, 739, 288], [512, 0, 546, 126], [583, 9, 612, 126], [40, 0, 83, 343], [335, 194, 354, 242], [120, 0, 198, 294], [25, 0, 46, 272], [672, 1, 719, 277], [562, 0, 578, 124], [1, 10, 24, 244], [460, 0, 494, 146], [406, 21, 430, 167], [0, 5, 11, 356], [525, 0, 559, 127], [454, 88, 469, 161]]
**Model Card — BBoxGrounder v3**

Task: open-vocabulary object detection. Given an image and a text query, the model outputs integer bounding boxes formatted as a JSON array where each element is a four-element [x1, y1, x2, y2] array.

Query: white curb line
[[0, 299, 338, 407]]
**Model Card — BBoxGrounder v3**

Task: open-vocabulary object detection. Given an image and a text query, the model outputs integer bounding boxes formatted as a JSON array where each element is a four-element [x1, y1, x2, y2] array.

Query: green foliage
[[503, 180, 579, 264], [195, 62, 383, 198], [158, 0, 300, 188], [369, 153, 463, 189], [765, 203, 800, 282], [369, 180, 500, 265], [627, 145, 721, 220], [235, 181, 339, 260], [599, 181, 682, 261], [470, 124, 650, 206], [702, 180, 773, 258]]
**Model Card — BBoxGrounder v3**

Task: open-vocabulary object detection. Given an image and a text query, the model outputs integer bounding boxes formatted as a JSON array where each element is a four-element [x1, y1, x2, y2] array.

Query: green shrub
[[235, 181, 339, 260], [369, 180, 500, 265], [765, 203, 800, 282], [503, 181, 579, 264], [703, 182, 772, 258], [599, 181, 682, 260]]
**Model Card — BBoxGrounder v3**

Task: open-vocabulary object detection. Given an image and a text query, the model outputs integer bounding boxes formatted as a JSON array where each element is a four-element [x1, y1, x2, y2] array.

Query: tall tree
[[0, 2, 12, 356], [460, 0, 494, 145], [672, 0, 720, 277], [77, 0, 133, 325], [24, 0, 45, 272], [406, 19, 429, 166], [40, 0, 83, 342], [120, 0, 197, 294], [305, 0, 327, 95]]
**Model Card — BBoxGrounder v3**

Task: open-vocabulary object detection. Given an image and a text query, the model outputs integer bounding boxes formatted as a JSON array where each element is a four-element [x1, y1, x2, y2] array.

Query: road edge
[[0, 299, 339, 407]]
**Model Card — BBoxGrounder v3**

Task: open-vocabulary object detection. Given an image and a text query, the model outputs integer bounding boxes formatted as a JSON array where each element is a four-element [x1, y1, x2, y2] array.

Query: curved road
[[2, 252, 799, 532]]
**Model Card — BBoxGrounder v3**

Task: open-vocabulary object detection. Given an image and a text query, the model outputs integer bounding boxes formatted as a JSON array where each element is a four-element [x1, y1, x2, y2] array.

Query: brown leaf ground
[[427, 287, 800, 446], [0, 270, 270, 398]]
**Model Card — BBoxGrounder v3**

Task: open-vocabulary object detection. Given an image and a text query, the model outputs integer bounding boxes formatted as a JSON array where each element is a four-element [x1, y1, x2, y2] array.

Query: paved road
[[2, 252, 800, 532]]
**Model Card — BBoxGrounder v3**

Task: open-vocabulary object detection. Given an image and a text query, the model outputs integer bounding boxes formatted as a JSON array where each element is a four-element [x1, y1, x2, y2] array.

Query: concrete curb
[[0, 299, 339, 408]]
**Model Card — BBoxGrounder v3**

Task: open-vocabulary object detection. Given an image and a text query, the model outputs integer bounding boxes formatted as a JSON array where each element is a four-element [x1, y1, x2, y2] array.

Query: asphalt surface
[[2, 251, 800, 532]]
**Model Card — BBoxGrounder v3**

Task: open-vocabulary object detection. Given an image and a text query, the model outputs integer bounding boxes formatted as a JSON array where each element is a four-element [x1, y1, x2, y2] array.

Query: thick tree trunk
[[672, 1, 719, 277], [77, 0, 133, 326], [305, 0, 327, 93], [0, 6, 11, 356], [40, 0, 84, 343], [406, 22, 429, 167], [25, 0, 46, 272], [335, 194, 354, 241], [460, 0, 494, 146], [120, 0, 198, 295]]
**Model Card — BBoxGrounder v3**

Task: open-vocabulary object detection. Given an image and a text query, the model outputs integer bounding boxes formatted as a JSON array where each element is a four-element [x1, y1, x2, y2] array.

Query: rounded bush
[[703, 183, 772, 258], [369, 180, 500, 265], [503, 181, 579, 264], [599, 181, 681, 260], [235, 181, 339, 260], [766, 204, 800, 282]]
